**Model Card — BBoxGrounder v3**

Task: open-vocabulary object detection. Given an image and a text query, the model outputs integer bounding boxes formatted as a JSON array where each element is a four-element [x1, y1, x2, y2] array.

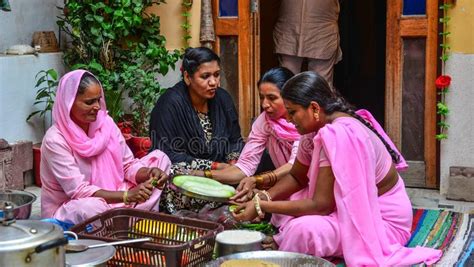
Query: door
[[212, 0, 260, 137], [386, 0, 438, 188]]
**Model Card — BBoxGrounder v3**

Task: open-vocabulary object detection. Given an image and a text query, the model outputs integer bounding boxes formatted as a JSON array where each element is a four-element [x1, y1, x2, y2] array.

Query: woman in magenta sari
[[41, 70, 171, 225], [193, 67, 300, 201], [233, 72, 442, 265]]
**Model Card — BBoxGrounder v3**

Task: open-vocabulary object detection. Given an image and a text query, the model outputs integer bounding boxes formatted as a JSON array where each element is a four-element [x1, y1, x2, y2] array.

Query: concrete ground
[[24, 186, 474, 220]]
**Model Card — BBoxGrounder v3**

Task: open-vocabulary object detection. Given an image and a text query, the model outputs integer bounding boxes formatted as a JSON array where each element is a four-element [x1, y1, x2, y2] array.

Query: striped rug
[[334, 208, 473, 266]]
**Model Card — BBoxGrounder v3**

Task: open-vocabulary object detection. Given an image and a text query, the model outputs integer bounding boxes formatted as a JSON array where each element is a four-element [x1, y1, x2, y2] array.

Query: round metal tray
[[169, 178, 231, 203], [203, 251, 336, 267]]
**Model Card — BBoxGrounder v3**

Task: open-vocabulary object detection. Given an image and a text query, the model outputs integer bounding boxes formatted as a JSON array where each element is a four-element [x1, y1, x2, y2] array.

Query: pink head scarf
[[264, 113, 300, 142], [52, 70, 124, 190]]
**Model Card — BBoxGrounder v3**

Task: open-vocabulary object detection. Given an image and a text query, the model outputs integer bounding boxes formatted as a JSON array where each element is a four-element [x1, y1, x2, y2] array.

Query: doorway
[[259, 0, 387, 124]]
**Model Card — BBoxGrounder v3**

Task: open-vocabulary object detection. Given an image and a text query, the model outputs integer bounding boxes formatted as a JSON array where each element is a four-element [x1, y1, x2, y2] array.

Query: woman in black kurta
[[149, 47, 244, 213]]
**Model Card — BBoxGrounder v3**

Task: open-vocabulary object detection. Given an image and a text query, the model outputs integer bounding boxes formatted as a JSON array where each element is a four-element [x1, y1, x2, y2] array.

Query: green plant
[[57, 0, 180, 136], [27, 69, 59, 131], [181, 0, 193, 47], [436, 2, 453, 141]]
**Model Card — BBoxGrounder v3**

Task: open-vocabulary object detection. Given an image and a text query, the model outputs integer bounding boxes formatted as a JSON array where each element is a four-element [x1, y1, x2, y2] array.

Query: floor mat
[[332, 208, 471, 266]]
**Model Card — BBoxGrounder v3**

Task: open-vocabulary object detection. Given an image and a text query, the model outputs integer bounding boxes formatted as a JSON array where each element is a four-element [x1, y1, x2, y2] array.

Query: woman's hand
[[230, 176, 257, 202], [127, 179, 154, 203], [232, 200, 259, 222], [190, 170, 205, 177], [148, 167, 168, 189]]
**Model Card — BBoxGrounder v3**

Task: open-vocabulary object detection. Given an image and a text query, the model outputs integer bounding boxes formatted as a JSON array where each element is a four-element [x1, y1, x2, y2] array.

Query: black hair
[[78, 72, 100, 95], [258, 67, 294, 91], [181, 47, 220, 77], [281, 71, 401, 163]]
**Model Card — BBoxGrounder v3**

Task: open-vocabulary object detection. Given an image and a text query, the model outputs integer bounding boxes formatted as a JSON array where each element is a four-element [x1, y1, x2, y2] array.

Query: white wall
[[440, 53, 474, 194], [0, 0, 65, 144], [0, 0, 64, 52], [0, 53, 66, 144], [0, 0, 182, 144]]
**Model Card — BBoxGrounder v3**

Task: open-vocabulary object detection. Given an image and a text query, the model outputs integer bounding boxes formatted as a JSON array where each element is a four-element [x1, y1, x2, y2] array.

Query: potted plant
[[57, 0, 180, 157], [27, 68, 59, 186]]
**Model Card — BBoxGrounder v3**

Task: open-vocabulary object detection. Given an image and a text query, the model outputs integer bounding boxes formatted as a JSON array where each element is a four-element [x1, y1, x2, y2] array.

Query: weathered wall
[[0, 53, 66, 144], [0, 0, 63, 52], [149, 0, 202, 50], [0, 0, 66, 144], [446, 0, 474, 54], [440, 0, 474, 194]]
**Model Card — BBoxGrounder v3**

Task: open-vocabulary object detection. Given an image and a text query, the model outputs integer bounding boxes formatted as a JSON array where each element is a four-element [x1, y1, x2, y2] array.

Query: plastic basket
[[71, 208, 223, 267]]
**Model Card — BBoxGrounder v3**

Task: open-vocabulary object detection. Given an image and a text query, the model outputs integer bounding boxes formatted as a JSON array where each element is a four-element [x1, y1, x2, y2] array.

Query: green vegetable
[[229, 205, 244, 214], [172, 175, 235, 198], [151, 178, 159, 187], [238, 222, 276, 235]]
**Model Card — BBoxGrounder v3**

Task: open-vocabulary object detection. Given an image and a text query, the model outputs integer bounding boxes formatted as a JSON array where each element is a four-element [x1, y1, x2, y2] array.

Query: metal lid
[[66, 239, 116, 267], [0, 219, 61, 250]]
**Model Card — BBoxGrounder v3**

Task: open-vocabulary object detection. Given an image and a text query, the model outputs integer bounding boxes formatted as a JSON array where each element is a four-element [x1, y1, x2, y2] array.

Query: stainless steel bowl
[[215, 230, 265, 257], [204, 251, 336, 267], [0, 189, 37, 219]]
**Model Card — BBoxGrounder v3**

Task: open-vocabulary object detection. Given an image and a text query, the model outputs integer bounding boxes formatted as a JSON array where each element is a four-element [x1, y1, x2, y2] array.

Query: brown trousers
[[279, 53, 339, 90]]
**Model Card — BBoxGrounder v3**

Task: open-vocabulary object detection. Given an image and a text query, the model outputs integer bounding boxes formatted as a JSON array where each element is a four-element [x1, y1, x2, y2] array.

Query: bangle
[[253, 194, 265, 219], [255, 175, 264, 189], [268, 171, 277, 187], [204, 169, 213, 179], [258, 190, 272, 201], [123, 190, 129, 205], [211, 161, 219, 170]]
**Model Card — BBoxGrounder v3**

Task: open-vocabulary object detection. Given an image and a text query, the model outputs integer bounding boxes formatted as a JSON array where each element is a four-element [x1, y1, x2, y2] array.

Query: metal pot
[[215, 230, 265, 257], [0, 202, 68, 267], [0, 190, 36, 219]]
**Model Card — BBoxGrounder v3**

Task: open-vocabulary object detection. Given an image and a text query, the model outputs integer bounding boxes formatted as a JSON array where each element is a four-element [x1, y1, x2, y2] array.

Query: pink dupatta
[[52, 70, 124, 191], [305, 110, 441, 265], [265, 113, 300, 142]]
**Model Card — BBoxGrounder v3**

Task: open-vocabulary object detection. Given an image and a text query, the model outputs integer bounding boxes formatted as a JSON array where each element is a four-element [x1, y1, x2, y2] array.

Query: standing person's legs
[[308, 57, 336, 90], [278, 54, 304, 74]]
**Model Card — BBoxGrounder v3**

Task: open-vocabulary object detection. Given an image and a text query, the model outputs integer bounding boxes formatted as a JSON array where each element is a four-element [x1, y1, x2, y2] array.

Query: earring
[[314, 112, 320, 122]]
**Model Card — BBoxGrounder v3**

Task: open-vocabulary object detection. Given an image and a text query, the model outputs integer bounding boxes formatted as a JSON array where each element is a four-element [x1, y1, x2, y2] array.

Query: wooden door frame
[[212, 0, 258, 137], [386, 0, 439, 188]]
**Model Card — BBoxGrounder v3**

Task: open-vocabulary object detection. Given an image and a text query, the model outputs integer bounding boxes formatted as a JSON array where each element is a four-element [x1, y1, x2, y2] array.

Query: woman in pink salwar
[[233, 72, 442, 265], [40, 70, 171, 225], [194, 67, 300, 200]]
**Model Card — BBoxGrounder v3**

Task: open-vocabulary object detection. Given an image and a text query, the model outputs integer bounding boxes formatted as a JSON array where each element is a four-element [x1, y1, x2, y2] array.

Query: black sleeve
[[223, 93, 244, 156], [149, 93, 195, 164]]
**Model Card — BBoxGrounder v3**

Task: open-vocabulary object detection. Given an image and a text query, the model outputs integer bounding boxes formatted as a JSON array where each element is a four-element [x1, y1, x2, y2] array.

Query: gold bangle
[[253, 194, 265, 219], [204, 169, 213, 179], [255, 175, 264, 188], [268, 171, 277, 187], [123, 190, 129, 205]]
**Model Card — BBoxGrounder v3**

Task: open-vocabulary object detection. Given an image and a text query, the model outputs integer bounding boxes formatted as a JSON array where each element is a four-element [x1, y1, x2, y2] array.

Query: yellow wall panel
[[148, 0, 202, 51], [447, 0, 474, 54]]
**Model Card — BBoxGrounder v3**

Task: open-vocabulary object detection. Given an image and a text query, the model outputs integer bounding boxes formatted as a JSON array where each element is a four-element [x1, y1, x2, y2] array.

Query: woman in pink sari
[[41, 70, 171, 225], [233, 72, 442, 265], [193, 67, 300, 200]]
